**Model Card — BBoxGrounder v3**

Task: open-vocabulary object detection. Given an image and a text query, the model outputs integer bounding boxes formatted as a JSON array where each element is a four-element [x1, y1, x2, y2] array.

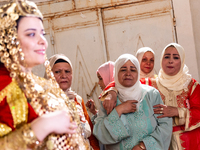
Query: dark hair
[[16, 16, 24, 30], [167, 45, 175, 49], [54, 59, 69, 64], [16, 16, 43, 30]]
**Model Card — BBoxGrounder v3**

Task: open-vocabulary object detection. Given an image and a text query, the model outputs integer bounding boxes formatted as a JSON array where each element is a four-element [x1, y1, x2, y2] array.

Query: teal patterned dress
[[93, 85, 172, 150]]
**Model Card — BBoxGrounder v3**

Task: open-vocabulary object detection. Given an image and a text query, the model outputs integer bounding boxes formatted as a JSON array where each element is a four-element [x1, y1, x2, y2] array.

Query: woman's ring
[[69, 125, 73, 130], [160, 111, 163, 114], [161, 108, 163, 110]]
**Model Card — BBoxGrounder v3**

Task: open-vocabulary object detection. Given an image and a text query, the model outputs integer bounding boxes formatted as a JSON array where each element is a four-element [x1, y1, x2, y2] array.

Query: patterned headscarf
[[114, 53, 142, 102], [136, 47, 155, 79]]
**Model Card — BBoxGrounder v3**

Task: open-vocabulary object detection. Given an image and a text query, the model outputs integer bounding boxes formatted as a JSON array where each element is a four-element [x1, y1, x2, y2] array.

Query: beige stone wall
[[172, 0, 199, 81], [190, 0, 200, 81]]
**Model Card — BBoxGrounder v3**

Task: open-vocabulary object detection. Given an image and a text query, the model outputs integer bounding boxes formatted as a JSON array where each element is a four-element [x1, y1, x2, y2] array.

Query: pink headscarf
[[96, 61, 114, 86]]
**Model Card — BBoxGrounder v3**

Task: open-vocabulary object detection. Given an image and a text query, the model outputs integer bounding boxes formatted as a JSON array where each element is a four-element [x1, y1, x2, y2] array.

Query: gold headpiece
[[0, 0, 43, 29], [0, 1, 88, 149], [0, 0, 43, 75]]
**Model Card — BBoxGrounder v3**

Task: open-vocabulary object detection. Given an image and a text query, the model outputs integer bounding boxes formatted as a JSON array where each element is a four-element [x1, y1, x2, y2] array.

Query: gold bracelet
[[22, 124, 42, 148], [139, 142, 146, 150]]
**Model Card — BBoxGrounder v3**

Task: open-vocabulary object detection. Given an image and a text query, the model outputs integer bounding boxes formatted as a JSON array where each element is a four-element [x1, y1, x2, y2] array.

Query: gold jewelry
[[100, 87, 118, 101], [22, 124, 43, 148], [139, 142, 146, 150], [160, 111, 163, 114], [69, 123, 75, 130], [161, 108, 163, 110]]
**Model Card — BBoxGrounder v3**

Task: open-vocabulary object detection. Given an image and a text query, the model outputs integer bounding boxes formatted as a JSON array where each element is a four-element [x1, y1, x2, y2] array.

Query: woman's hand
[[132, 145, 142, 150], [153, 104, 179, 118], [115, 100, 138, 117], [86, 99, 98, 115], [31, 110, 77, 141], [103, 91, 117, 115], [132, 142, 146, 150]]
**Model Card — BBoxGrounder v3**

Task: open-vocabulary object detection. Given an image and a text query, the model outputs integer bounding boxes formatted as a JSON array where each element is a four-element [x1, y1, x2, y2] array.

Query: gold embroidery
[[185, 109, 190, 130], [184, 109, 200, 132], [29, 75, 88, 149], [176, 80, 193, 108], [0, 124, 42, 150], [22, 124, 42, 149], [0, 123, 12, 137], [171, 130, 184, 150], [100, 87, 118, 101], [0, 79, 28, 129], [151, 79, 194, 108], [191, 81, 199, 95], [150, 79, 167, 103], [145, 78, 149, 85], [176, 91, 188, 108]]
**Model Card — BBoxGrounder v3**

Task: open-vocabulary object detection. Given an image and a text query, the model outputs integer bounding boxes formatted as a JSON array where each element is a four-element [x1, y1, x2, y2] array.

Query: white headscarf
[[114, 54, 142, 102], [45, 54, 76, 99], [48, 54, 73, 72], [136, 47, 155, 79], [157, 43, 192, 91]]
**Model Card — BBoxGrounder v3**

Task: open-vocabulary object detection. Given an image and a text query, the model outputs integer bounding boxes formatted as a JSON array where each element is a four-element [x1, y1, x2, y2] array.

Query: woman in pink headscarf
[[86, 61, 114, 150], [97, 61, 115, 90], [86, 61, 114, 118]]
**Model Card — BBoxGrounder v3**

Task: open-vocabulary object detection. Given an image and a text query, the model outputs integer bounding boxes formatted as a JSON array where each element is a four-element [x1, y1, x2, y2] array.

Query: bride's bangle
[[138, 142, 146, 150]]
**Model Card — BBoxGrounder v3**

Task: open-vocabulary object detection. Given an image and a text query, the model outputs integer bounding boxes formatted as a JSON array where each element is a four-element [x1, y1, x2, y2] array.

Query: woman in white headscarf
[[93, 54, 172, 150], [150, 43, 200, 150], [136, 47, 157, 79], [100, 43, 200, 150], [46, 54, 100, 150]]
